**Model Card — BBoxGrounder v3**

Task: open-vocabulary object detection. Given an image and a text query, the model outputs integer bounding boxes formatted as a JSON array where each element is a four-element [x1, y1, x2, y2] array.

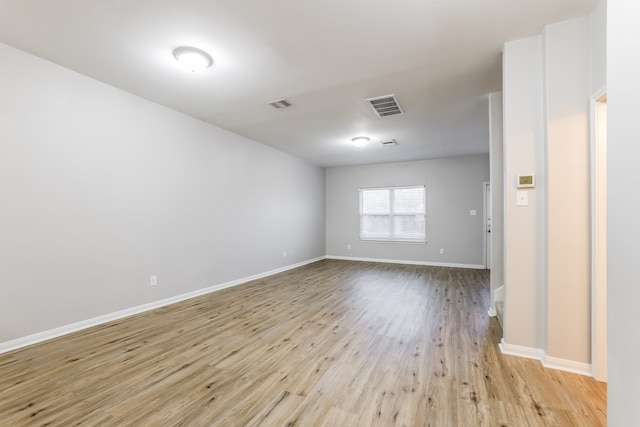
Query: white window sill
[[359, 239, 427, 245]]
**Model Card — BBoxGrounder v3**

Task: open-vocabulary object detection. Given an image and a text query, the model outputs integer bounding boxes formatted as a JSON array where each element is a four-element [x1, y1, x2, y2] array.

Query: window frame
[[358, 185, 426, 243]]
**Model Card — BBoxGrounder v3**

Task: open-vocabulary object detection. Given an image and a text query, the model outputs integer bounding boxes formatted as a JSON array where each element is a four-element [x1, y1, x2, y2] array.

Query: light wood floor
[[0, 260, 606, 426]]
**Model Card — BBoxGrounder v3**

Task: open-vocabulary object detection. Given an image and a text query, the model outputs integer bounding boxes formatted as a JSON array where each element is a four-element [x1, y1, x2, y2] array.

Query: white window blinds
[[359, 186, 426, 242]]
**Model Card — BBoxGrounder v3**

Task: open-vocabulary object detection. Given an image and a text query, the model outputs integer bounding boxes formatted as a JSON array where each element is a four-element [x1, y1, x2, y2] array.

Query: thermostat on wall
[[517, 174, 535, 188]]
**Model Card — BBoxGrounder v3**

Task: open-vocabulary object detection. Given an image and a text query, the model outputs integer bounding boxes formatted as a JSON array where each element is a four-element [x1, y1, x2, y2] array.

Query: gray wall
[[325, 155, 490, 266], [489, 92, 504, 311], [608, 0, 640, 423], [0, 43, 326, 345]]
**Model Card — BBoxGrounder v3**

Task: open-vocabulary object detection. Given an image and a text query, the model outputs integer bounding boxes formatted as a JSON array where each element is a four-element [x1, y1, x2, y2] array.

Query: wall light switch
[[516, 191, 529, 206]]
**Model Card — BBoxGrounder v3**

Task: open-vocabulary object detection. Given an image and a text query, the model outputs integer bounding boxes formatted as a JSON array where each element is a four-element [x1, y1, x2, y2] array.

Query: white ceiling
[[0, 0, 597, 168]]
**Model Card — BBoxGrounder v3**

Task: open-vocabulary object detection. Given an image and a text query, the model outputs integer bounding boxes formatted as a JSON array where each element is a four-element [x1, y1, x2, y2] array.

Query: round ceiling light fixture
[[173, 46, 213, 73], [351, 136, 370, 147]]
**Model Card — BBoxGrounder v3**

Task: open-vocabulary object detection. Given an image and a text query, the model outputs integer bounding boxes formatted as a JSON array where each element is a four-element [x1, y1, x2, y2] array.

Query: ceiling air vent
[[366, 94, 403, 118], [268, 98, 292, 109], [381, 139, 397, 146]]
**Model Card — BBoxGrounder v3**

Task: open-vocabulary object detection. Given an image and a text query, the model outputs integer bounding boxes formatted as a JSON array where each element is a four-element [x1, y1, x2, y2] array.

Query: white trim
[[0, 257, 326, 355], [543, 356, 592, 377], [326, 255, 485, 270], [499, 339, 592, 377], [483, 181, 490, 270], [358, 238, 428, 244], [590, 85, 608, 383], [499, 338, 546, 361], [490, 285, 505, 315]]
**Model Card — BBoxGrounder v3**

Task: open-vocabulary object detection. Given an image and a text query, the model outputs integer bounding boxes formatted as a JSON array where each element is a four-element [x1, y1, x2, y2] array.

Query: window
[[359, 186, 426, 242]]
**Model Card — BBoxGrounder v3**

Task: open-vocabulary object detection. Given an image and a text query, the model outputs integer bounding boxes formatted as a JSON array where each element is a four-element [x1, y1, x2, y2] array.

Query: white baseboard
[[0, 257, 326, 355], [489, 286, 505, 317], [499, 339, 592, 377], [326, 255, 485, 270], [499, 338, 546, 361], [543, 355, 592, 376]]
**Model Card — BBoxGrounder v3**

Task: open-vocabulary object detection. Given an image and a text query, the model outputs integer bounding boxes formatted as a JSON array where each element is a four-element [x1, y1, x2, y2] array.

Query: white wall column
[[543, 17, 591, 367], [607, 0, 640, 422], [502, 35, 544, 351]]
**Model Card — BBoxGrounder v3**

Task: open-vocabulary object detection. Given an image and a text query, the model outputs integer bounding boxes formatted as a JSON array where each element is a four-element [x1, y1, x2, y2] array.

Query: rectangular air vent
[[381, 139, 397, 146], [366, 94, 403, 117], [268, 98, 292, 109]]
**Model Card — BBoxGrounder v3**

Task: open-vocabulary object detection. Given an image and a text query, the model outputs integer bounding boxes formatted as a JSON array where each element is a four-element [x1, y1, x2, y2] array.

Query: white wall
[[544, 17, 591, 364], [503, 35, 544, 350], [0, 43, 326, 345], [489, 92, 504, 310], [502, 9, 603, 372], [590, 0, 607, 94], [607, 1, 640, 423], [325, 155, 489, 267], [590, 0, 608, 386]]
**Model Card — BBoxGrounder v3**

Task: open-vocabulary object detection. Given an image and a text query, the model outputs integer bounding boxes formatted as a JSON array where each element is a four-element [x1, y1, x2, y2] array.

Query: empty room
[[1, 0, 639, 425]]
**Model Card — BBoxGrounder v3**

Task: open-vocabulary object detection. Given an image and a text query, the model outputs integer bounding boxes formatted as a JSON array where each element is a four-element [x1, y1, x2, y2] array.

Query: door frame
[[590, 86, 607, 382], [483, 181, 491, 269]]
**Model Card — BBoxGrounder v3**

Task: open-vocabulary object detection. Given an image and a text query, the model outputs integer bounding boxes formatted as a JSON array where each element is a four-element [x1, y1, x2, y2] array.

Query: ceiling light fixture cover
[[351, 136, 370, 147], [173, 46, 213, 73]]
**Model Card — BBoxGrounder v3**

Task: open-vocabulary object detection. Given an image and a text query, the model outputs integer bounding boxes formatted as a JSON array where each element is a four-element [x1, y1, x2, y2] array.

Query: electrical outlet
[[150, 275, 157, 286], [347, 244, 351, 250], [439, 249, 444, 255], [283, 251, 287, 258]]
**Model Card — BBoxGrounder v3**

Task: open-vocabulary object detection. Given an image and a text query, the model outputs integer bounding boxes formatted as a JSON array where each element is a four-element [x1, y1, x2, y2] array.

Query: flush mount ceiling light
[[173, 46, 213, 73], [351, 136, 370, 147]]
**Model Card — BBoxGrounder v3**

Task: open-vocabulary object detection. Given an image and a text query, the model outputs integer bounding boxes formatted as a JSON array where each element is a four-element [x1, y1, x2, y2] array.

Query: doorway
[[591, 90, 607, 382], [484, 182, 491, 269]]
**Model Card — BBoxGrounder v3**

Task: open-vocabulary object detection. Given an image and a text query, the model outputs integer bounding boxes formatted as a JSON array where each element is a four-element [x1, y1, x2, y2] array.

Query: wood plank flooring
[[0, 260, 606, 426]]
